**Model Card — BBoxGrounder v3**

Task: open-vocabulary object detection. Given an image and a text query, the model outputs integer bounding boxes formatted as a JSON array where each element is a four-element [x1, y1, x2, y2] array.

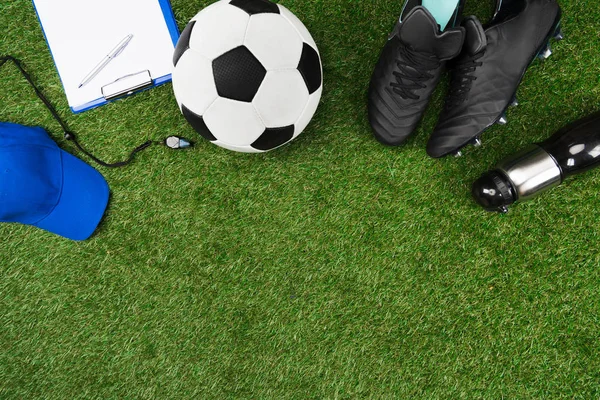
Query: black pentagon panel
[[173, 20, 196, 67], [182, 105, 217, 141], [251, 125, 294, 151], [297, 43, 322, 94], [229, 0, 280, 15], [212, 46, 267, 102]]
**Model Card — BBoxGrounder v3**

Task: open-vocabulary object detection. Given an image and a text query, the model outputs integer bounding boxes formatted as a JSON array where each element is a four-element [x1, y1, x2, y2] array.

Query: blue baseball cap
[[0, 122, 109, 240]]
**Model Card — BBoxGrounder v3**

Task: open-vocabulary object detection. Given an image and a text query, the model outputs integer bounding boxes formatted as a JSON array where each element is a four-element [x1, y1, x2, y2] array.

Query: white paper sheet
[[33, 0, 177, 111]]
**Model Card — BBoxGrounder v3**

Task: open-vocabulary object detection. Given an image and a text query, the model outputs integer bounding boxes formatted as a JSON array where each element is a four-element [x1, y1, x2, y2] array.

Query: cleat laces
[[390, 43, 441, 100], [446, 50, 485, 107]]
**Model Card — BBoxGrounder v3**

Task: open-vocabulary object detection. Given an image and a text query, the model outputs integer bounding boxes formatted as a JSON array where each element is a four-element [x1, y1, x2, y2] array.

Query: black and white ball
[[172, 0, 323, 153]]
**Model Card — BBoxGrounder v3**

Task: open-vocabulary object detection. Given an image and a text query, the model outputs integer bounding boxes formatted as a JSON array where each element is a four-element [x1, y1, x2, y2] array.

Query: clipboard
[[32, 0, 180, 113]]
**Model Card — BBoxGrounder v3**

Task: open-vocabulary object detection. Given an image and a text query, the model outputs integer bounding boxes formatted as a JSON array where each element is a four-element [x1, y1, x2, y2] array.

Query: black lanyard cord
[[1, 55, 191, 168]]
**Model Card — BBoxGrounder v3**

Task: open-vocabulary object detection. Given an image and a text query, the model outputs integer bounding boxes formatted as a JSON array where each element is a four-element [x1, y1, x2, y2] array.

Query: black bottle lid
[[472, 171, 517, 213]]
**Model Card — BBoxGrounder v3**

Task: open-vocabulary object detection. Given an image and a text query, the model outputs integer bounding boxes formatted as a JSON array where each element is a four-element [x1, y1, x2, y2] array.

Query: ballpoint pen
[[78, 34, 134, 88]]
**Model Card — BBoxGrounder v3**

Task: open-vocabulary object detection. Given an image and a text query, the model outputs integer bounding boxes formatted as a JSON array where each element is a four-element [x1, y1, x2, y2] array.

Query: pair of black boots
[[368, 0, 562, 158]]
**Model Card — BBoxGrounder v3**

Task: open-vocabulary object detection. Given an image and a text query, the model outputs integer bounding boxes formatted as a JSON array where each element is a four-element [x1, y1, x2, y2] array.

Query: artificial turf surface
[[2, 0, 600, 397]]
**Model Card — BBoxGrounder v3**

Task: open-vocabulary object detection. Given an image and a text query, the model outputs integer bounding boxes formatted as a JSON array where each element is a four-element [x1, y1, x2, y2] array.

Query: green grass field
[[2, 0, 600, 397]]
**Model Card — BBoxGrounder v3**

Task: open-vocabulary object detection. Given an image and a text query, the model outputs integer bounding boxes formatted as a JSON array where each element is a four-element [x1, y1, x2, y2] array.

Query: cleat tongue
[[399, 7, 465, 60], [462, 16, 487, 56]]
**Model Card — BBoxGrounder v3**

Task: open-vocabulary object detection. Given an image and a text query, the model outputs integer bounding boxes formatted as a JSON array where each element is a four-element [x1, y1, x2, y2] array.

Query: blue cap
[[0, 122, 109, 240]]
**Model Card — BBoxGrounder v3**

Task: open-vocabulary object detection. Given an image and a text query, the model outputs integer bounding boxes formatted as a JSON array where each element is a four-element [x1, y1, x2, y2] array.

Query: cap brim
[[34, 150, 109, 241]]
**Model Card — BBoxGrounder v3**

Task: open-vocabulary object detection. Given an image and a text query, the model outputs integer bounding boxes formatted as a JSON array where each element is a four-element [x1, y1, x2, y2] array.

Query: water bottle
[[472, 111, 600, 212]]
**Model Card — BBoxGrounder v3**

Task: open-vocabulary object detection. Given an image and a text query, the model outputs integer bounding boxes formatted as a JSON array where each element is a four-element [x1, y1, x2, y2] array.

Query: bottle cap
[[472, 171, 516, 213]]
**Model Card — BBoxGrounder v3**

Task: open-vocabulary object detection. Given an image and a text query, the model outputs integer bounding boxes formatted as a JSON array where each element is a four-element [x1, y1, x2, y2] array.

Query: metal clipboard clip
[[101, 70, 153, 101]]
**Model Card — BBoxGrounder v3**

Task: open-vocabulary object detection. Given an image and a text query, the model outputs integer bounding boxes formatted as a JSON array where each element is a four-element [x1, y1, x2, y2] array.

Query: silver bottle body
[[497, 145, 563, 201]]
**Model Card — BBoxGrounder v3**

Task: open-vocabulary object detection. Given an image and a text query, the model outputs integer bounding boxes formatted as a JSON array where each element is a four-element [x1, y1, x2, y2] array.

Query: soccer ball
[[172, 0, 323, 153]]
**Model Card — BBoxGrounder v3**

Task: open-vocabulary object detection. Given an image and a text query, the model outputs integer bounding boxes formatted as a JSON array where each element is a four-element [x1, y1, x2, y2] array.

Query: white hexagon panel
[[213, 141, 263, 154], [203, 98, 266, 146], [278, 4, 318, 50], [244, 13, 303, 70], [253, 70, 309, 128], [187, 2, 250, 60], [294, 86, 323, 138], [172, 50, 218, 115]]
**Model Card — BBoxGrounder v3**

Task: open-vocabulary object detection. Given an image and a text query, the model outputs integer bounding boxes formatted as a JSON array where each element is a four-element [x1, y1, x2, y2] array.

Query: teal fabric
[[422, 0, 460, 30]]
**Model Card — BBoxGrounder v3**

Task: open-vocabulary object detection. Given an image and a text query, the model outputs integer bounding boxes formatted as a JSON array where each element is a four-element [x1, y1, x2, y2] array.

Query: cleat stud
[[554, 26, 564, 41], [473, 138, 482, 147], [538, 43, 552, 60], [454, 151, 463, 158], [510, 97, 519, 107], [497, 115, 508, 125], [499, 206, 509, 214]]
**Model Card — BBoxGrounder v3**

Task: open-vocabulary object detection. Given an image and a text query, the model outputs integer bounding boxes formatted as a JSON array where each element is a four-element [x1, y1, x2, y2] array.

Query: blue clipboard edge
[[31, 0, 180, 114], [71, 73, 173, 113]]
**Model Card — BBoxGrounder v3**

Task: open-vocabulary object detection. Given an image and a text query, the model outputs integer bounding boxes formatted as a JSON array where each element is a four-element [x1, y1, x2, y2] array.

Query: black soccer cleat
[[427, 0, 562, 158], [368, 0, 466, 146]]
